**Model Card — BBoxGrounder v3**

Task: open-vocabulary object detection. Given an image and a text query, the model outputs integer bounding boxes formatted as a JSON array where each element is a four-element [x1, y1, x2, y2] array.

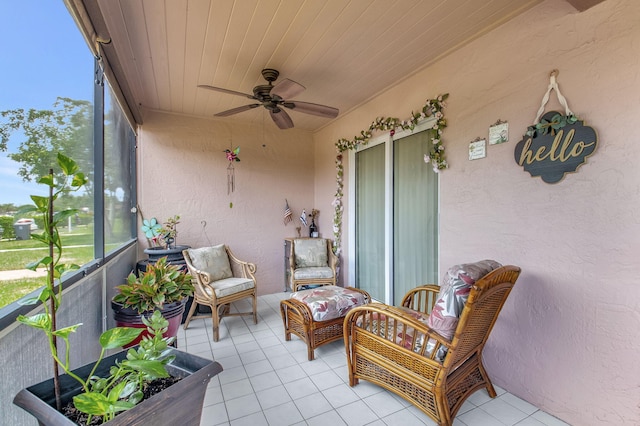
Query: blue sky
[[0, 1, 93, 206]]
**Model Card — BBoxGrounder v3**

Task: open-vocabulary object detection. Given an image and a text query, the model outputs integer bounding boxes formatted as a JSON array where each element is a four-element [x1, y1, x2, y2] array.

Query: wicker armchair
[[182, 245, 257, 341], [289, 238, 338, 292], [343, 264, 521, 426]]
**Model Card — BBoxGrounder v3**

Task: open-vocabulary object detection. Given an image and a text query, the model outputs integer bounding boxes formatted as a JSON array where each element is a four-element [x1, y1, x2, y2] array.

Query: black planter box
[[13, 348, 222, 425]]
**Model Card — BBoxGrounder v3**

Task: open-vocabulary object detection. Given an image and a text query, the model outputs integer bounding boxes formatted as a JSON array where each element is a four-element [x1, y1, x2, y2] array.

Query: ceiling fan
[[198, 68, 339, 129]]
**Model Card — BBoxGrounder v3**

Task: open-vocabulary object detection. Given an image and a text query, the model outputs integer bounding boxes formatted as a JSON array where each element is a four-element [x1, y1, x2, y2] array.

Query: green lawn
[[0, 231, 94, 271], [0, 230, 95, 308], [0, 231, 93, 249], [0, 246, 95, 271], [0, 228, 135, 309], [0, 277, 45, 308]]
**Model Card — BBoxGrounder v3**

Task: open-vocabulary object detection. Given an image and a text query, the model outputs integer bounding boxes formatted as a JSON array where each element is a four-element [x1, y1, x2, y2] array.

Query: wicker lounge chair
[[289, 238, 338, 292], [343, 263, 521, 426], [182, 245, 257, 341]]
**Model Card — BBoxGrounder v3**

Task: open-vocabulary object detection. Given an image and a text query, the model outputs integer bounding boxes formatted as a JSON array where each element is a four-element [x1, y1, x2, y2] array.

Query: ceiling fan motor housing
[[261, 68, 279, 82], [253, 85, 274, 101]]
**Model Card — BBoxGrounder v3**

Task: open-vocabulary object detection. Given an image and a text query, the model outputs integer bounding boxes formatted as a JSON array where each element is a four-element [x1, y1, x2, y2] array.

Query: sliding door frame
[[347, 117, 439, 304]]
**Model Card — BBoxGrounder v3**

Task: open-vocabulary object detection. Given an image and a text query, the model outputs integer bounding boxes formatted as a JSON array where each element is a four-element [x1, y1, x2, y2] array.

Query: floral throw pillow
[[426, 260, 502, 340], [187, 245, 233, 281]]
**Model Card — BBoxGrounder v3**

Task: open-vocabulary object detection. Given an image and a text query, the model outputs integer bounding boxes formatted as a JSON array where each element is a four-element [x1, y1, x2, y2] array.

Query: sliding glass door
[[353, 124, 438, 304], [355, 143, 386, 301], [393, 130, 439, 302]]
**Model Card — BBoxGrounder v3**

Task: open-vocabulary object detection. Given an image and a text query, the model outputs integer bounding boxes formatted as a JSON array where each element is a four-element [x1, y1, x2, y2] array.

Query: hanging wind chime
[[224, 146, 240, 208]]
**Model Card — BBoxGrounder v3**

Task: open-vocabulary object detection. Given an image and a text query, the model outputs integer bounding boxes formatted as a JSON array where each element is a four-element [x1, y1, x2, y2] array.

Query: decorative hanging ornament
[[514, 70, 597, 184], [224, 146, 240, 207]]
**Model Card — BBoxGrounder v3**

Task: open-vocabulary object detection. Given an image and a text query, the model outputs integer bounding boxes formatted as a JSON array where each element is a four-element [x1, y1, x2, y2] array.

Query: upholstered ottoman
[[280, 286, 371, 360]]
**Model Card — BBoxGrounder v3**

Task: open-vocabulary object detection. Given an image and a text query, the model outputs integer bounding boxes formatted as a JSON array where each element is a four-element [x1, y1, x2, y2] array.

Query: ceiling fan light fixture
[[199, 68, 339, 128]]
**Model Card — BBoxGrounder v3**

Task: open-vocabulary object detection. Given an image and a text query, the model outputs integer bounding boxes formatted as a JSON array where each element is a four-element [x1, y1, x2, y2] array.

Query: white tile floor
[[177, 293, 570, 426]]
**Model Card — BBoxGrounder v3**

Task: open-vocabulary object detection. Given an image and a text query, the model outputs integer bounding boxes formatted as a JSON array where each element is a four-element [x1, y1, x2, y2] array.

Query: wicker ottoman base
[[280, 286, 370, 361]]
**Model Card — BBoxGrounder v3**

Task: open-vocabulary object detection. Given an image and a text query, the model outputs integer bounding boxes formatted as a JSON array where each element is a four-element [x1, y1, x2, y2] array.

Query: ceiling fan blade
[[214, 104, 261, 117], [198, 84, 257, 100], [270, 108, 294, 129], [271, 78, 305, 100], [283, 101, 339, 118]]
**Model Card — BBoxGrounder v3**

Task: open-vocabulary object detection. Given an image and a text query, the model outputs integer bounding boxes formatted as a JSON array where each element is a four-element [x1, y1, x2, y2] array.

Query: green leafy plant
[[113, 256, 193, 314], [16, 153, 88, 410], [140, 214, 181, 248], [160, 214, 180, 248], [525, 113, 580, 137], [72, 311, 175, 423], [15, 153, 179, 423]]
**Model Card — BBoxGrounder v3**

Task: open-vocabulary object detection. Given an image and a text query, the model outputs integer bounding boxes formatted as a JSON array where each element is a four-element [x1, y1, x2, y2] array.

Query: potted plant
[[137, 214, 198, 321], [13, 154, 221, 425], [112, 256, 194, 347], [141, 215, 190, 265], [14, 310, 222, 425]]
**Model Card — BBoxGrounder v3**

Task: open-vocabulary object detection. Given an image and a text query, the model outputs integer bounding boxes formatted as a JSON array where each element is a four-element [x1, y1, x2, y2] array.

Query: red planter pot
[[111, 299, 186, 348]]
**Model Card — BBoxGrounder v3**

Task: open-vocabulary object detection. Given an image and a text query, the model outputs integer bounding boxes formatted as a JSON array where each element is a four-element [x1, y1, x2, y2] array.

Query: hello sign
[[514, 71, 598, 184], [514, 111, 598, 184]]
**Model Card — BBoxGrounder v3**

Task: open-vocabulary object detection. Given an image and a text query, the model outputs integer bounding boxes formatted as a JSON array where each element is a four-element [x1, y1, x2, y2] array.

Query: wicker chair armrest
[[181, 264, 214, 301], [289, 249, 296, 271], [184, 266, 212, 285], [280, 298, 313, 323], [401, 285, 441, 315], [226, 246, 257, 279], [327, 239, 339, 269], [344, 302, 451, 362]]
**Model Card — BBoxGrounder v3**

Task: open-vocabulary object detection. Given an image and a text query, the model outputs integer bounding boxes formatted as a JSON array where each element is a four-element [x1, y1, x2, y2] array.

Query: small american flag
[[283, 200, 293, 225]]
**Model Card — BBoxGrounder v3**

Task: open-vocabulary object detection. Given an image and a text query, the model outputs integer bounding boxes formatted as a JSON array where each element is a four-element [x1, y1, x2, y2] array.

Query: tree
[[0, 203, 18, 215], [0, 97, 93, 198]]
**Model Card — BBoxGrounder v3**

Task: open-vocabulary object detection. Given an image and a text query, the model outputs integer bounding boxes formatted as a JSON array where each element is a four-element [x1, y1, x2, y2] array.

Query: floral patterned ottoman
[[280, 286, 371, 360]]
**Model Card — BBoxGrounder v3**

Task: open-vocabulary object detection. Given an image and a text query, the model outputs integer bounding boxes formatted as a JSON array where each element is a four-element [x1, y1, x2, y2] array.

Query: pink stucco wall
[[313, 0, 640, 424], [137, 112, 316, 295]]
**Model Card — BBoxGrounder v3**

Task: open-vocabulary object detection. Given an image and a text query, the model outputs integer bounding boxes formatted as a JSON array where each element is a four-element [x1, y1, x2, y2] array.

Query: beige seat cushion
[[293, 266, 334, 280], [203, 277, 255, 298], [187, 245, 233, 281]]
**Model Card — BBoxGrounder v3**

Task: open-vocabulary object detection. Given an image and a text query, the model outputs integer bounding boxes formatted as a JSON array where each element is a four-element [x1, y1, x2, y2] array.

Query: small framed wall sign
[[469, 138, 486, 160], [489, 120, 509, 145]]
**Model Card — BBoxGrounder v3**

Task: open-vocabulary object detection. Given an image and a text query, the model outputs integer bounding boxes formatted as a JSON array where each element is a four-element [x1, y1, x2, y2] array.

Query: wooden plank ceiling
[[93, 0, 551, 131]]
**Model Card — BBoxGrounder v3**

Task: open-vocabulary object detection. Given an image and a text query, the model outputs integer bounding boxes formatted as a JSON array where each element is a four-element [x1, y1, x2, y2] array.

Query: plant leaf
[[37, 175, 55, 187], [118, 381, 137, 399], [73, 392, 135, 416], [17, 313, 51, 330], [128, 390, 143, 405], [71, 172, 88, 188], [57, 152, 79, 175], [25, 256, 51, 271], [122, 359, 169, 378], [54, 208, 78, 223], [99, 327, 143, 349], [52, 323, 83, 338], [30, 195, 50, 211]]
